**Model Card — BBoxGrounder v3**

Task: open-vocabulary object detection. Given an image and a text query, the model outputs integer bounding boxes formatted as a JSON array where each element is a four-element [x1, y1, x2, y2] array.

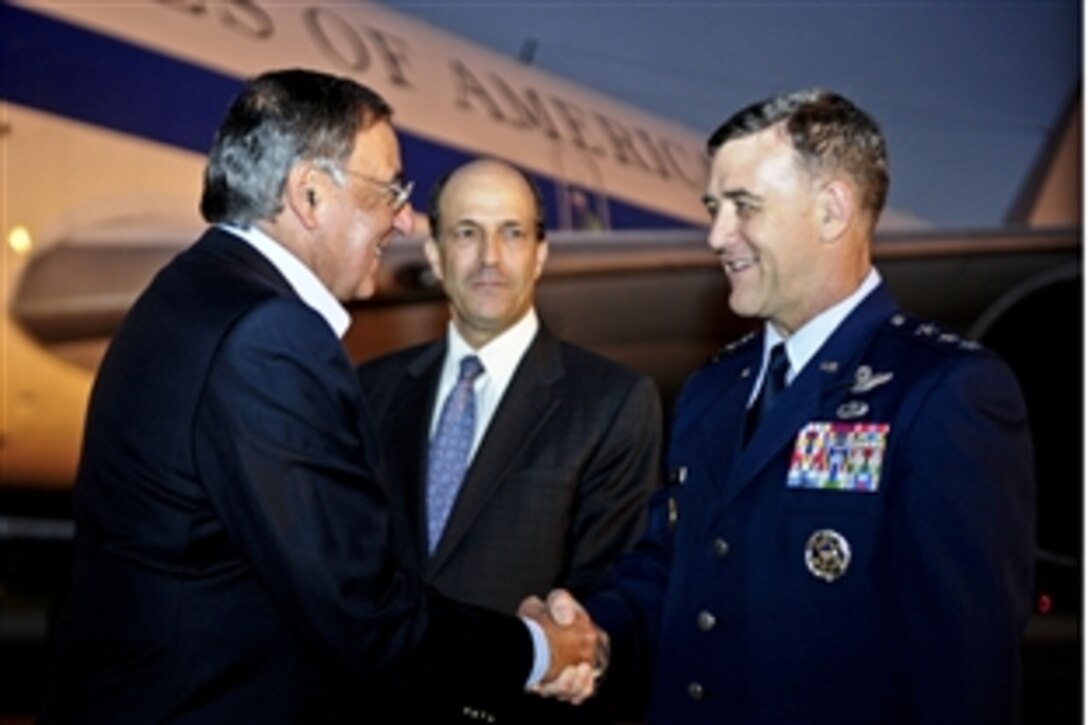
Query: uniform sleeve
[[890, 351, 1035, 723], [583, 367, 711, 705], [192, 299, 531, 695], [583, 484, 673, 706]]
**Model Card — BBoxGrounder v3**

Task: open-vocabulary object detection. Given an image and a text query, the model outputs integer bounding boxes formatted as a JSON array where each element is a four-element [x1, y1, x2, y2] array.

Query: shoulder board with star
[[709, 330, 759, 364], [885, 312, 984, 353]]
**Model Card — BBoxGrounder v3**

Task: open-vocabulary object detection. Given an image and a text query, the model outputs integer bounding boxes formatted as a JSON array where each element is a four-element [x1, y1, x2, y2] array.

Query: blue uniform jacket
[[589, 283, 1035, 724]]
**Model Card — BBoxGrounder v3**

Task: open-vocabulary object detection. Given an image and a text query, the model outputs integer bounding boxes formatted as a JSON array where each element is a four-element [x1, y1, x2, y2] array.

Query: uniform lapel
[[427, 329, 562, 573], [726, 361, 822, 503], [699, 349, 760, 500]]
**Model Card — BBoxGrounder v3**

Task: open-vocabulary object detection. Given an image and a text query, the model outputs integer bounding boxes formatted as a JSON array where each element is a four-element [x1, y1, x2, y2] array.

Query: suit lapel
[[719, 284, 898, 508], [427, 328, 563, 574], [387, 343, 444, 569]]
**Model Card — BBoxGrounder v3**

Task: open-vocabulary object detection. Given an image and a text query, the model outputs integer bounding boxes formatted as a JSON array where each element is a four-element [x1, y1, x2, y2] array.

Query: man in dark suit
[[358, 158, 662, 722], [540, 90, 1036, 723], [40, 69, 598, 724]]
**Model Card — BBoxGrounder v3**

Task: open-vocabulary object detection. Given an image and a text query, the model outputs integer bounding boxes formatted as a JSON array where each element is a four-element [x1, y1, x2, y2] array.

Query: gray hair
[[200, 68, 392, 225], [707, 89, 889, 219]]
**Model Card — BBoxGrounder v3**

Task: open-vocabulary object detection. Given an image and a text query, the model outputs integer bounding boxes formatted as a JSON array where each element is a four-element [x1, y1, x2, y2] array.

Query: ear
[[533, 239, 549, 280], [285, 163, 322, 230], [423, 237, 445, 282], [817, 179, 854, 242]]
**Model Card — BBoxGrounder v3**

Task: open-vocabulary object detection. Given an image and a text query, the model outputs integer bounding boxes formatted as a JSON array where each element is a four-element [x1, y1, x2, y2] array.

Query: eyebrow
[[702, 189, 761, 206], [452, 218, 527, 228], [722, 189, 761, 204]]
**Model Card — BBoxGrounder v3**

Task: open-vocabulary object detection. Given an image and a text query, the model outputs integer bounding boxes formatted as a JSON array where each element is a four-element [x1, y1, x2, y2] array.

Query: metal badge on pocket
[[805, 529, 851, 582]]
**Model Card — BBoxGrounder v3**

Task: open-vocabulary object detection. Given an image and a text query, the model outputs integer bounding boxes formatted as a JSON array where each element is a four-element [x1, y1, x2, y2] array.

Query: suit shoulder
[[557, 340, 650, 384], [688, 329, 760, 378], [877, 312, 993, 362], [357, 342, 431, 378], [711, 329, 760, 362], [866, 311, 1022, 400], [675, 330, 759, 397]]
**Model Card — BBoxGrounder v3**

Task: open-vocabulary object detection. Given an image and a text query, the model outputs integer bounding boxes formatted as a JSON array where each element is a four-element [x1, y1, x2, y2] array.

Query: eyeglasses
[[338, 168, 414, 211]]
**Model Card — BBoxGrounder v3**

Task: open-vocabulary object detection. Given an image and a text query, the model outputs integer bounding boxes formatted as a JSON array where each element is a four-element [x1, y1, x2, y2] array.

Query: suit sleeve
[[192, 299, 532, 694], [563, 374, 664, 596], [890, 352, 1035, 723]]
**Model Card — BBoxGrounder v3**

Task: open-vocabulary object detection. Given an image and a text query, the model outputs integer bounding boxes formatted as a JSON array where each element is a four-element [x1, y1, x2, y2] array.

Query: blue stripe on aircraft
[[1, 3, 241, 153], [1, 2, 692, 231]]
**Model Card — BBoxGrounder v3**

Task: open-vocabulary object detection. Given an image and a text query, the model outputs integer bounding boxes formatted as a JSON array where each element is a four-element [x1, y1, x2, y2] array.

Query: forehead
[[348, 119, 400, 173], [707, 125, 805, 195], [441, 163, 536, 222]]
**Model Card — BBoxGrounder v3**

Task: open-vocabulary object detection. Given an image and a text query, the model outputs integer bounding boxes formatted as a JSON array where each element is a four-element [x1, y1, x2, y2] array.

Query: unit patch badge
[[788, 422, 890, 491], [805, 529, 851, 582]]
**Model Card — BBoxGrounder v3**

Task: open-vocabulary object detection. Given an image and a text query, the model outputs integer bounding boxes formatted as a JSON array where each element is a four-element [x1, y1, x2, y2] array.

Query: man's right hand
[[518, 589, 603, 705]]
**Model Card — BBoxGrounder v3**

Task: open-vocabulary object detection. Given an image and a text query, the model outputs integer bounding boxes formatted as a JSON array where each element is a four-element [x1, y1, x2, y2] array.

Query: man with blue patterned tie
[[359, 158, 662, 723], [539, 89, 1036, 724]]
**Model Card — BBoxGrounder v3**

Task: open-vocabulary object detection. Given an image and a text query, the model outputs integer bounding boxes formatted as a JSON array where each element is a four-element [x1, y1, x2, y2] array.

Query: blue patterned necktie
[[426, 355, 484, 553], [745, 343, 789, 446]]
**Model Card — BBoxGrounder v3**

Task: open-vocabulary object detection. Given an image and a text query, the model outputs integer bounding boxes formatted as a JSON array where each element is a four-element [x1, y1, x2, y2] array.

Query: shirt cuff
[[521, 616, 549, 688]]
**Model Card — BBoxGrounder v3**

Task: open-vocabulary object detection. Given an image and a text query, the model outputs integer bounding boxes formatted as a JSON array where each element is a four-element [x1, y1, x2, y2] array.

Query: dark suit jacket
[[358, 325, 663, 722], [589, 283, 1036, 724], [41, 229, 532, 724]]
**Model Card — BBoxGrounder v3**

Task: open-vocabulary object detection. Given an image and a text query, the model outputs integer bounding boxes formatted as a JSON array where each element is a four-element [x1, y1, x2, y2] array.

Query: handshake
[[518, 589, 610, 705]]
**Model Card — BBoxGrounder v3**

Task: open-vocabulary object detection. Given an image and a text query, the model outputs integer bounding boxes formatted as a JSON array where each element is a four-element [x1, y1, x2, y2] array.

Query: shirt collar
[[763, 267, 882, 381], [445, 308, 539, 383], [220, 223, 351, 338]]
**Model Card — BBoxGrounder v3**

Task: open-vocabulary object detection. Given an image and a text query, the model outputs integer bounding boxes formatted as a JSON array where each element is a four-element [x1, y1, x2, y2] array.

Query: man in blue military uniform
[[535, 89, 1036, 724]]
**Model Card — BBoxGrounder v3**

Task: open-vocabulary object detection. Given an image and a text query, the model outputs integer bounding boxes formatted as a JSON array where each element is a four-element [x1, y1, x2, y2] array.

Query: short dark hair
[[427, 163, 547, 242], [200, 68, 392, 225], [707, 89, 889, 219]]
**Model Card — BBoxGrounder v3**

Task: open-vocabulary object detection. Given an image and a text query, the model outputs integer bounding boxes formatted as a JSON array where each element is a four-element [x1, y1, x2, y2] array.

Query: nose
[[707, 205, 739, 254], [479, 232, 501, 266]]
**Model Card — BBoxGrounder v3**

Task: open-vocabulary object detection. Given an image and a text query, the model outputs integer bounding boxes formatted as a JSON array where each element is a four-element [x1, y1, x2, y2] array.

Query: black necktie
[[745, 343, 789, 445]]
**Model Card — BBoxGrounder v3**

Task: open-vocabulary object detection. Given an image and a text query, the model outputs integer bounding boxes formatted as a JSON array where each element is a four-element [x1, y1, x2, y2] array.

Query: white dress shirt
[[430, 308, 540, 459], [750, 267, 882, 405], [220, 223, 350, 339]]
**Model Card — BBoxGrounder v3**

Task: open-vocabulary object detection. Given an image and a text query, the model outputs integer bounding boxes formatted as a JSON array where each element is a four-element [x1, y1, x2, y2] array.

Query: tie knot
[[458, 355, 484, 382]]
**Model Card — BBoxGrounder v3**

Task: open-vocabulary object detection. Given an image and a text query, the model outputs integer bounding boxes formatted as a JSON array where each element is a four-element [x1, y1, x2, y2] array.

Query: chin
[[351, 278, 377, 301], [728, 295, 759, 320]]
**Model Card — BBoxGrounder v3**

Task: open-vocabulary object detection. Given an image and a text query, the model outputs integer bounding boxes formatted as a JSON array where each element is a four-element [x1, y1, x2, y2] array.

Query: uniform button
[[696, 610, 716, 631], [713, 538, 730, 557], [688, 681, 705, 701]]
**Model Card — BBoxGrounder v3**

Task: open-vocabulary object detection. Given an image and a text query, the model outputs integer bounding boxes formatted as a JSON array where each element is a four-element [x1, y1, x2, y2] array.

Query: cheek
[[350, 216, 382, 256], [508, 250, 539, 282], [449, 249, 479, 283]]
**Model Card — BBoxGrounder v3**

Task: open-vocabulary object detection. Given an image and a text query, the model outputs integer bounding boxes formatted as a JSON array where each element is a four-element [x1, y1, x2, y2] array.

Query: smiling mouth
[[724, 258, 756, 274]]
